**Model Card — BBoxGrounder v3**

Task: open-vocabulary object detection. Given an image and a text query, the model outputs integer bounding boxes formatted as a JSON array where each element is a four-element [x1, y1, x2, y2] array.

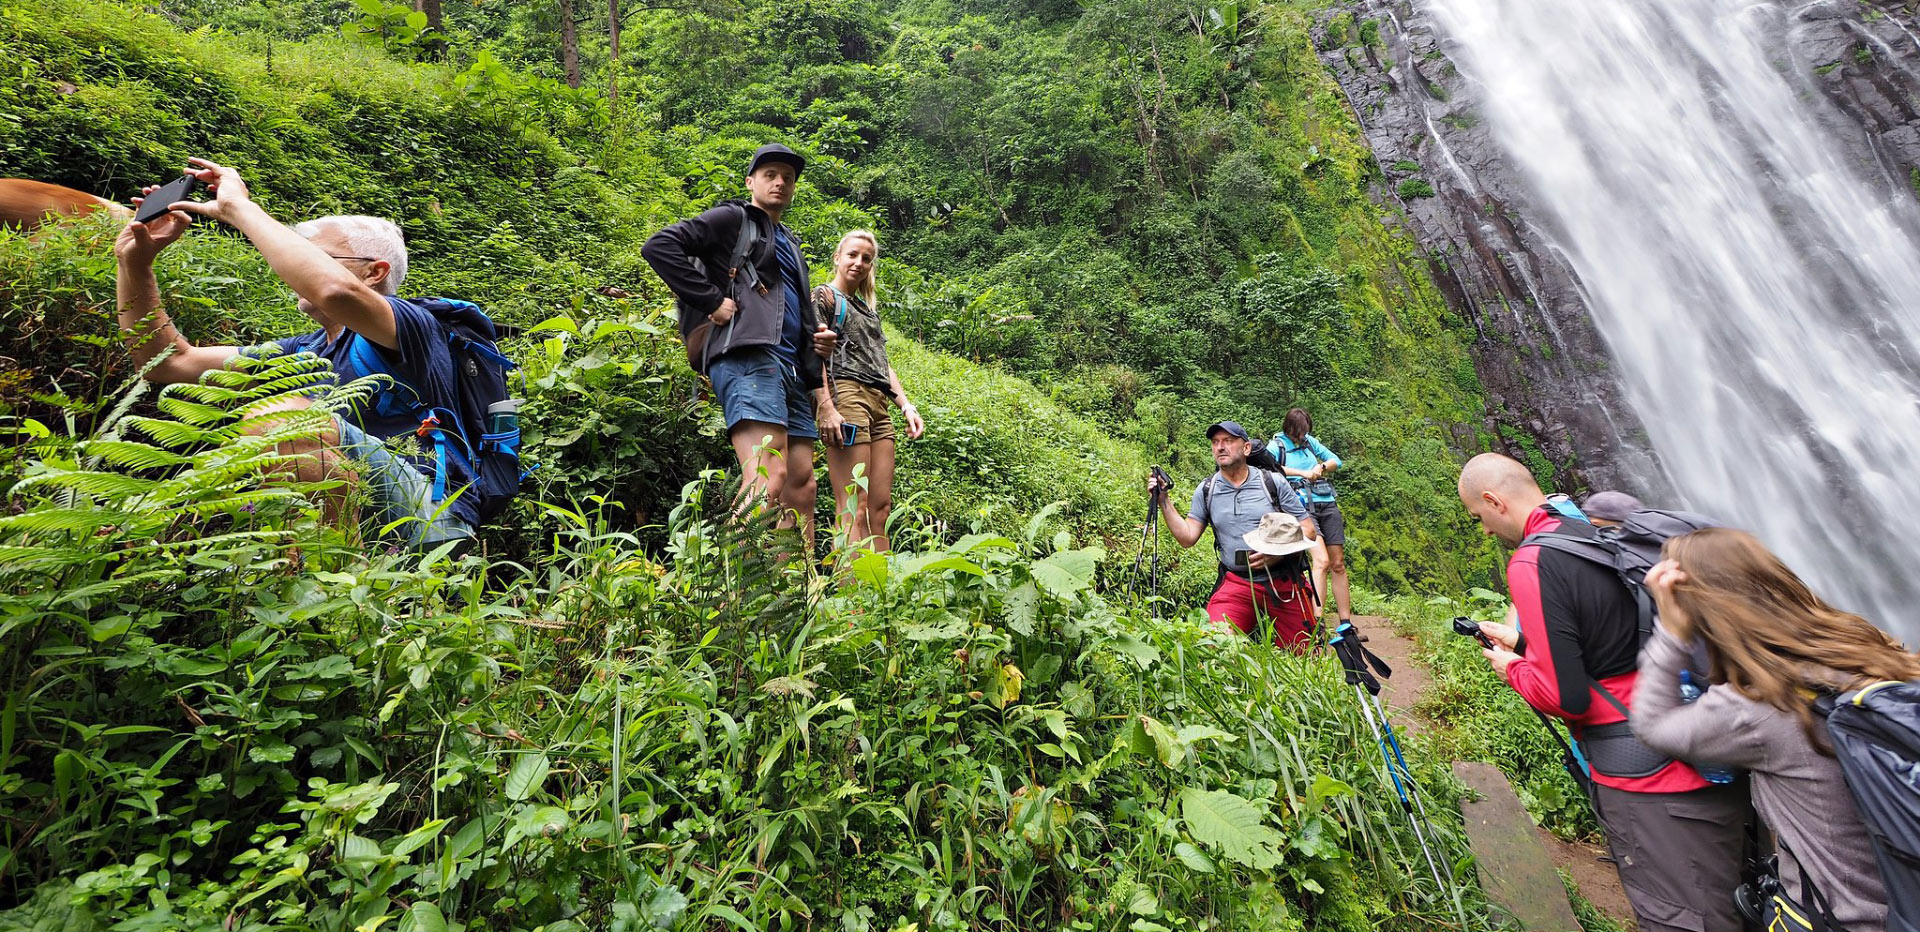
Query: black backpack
[[1520, 509, 1720, 778], [1524, 508, 1721, 649], [1823, 681, 1920, 932], [405, 298, 524, 524]]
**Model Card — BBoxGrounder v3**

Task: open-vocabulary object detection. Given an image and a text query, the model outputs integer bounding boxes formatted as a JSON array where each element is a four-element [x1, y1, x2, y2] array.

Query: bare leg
[[864, 438, 897, 553], [236, 396, 352, 525], [1308, 540, 1329, 619], [824, 441, 858, 547], [729, 421, 789, 520], [1327, 544, 1353, 619], [783, 437, 820, 548]]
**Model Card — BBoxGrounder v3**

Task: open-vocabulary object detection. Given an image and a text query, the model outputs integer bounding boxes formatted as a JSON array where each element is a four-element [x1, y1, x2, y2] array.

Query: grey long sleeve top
[[1631, 626, 1888, 932]]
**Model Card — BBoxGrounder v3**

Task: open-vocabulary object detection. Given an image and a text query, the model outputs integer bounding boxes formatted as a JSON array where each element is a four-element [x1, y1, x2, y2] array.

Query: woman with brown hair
[[1633, 527, 1917, 932], [813, 230, 924, 553]]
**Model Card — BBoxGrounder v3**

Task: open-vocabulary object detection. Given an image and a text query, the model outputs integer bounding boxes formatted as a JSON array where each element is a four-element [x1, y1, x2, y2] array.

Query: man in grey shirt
[[1149, 421, 1320, 648]]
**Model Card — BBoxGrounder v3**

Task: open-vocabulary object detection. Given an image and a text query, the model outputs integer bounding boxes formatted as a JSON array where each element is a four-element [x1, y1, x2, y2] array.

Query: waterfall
[[1423, 0, 1920, 640]]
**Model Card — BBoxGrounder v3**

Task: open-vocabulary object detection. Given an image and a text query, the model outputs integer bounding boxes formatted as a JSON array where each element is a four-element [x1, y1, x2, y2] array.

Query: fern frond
[[76, 440, 195, 471], [146, 527, 300, 551], [10, 470, 159, 501], [149, 453, 319, 503], [122, 415, 230, 449], [155, 395, 239, 427], [0, 544, 109, 575], [180, 489, 308, 518], [48, 568, 181, 608], [235, 370, 341, 402], [92, 372, 154, 440], [0, 508, 120, 535]]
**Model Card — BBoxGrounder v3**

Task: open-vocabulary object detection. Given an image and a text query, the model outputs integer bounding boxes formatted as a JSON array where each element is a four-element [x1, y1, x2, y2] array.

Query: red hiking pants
[[1206, 570, 1315, 650]]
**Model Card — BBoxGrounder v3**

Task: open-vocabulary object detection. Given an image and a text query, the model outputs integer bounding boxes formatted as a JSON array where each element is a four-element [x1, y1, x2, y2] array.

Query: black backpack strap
[[1775, 835, 1844, 932], [1526, 530, 1657, 647], [1259, 469, 1284, 512], [1198, 475, 1214, 531], [727, 203, 761, 293]]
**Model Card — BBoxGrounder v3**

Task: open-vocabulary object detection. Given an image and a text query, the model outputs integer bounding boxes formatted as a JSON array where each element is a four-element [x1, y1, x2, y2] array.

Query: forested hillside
[[0, 0, 1524, 928], [6, 0, 1499, 590]]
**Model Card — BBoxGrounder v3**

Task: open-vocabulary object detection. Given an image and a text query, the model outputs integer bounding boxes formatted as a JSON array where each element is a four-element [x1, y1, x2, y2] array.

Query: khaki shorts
[[827, 379, 896, 443]]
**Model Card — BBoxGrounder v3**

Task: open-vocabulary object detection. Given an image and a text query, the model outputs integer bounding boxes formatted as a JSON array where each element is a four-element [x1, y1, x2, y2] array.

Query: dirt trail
[[1351, 615, 1638, 930]]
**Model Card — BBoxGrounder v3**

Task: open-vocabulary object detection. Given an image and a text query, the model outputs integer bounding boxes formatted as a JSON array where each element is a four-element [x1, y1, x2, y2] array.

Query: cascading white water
[[1422, 0, 1920, 640]]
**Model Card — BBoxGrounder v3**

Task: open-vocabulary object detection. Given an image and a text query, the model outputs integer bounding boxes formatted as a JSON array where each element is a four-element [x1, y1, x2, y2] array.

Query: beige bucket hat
[[1243, 511, 1317, 558]]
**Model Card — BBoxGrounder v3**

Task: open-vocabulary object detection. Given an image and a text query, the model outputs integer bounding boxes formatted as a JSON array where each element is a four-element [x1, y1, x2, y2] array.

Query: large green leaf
[[1179, 787, 1285, 869], [1031, 546, 1103, 599], [1004, 581, 1040, 636], [851, 551, 889, 589], [504, 752, 550, 801]]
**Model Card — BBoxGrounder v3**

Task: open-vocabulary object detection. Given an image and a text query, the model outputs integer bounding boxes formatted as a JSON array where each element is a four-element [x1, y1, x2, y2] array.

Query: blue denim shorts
[[708, 346, 819, 441], [335, 417, 475, 549]]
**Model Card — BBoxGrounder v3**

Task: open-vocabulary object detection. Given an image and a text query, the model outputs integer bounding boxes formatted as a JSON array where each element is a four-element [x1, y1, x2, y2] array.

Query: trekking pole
[[1449, 616, 1595, 799], [1328, 624, 1467, 925]]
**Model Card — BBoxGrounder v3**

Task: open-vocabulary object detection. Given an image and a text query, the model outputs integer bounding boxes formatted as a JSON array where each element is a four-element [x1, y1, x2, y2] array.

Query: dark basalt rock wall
[[1318, 0, 1920, 495]]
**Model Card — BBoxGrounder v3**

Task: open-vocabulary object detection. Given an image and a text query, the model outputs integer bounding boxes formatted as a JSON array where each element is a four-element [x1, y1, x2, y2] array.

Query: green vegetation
[[4, 0, 1502, 593], [0, 0, 1523, 926], [1390, 160, 1422, 174], [0, 377, 1483, 926], [1369, 592, 1597, 841], [1396, 179, 1437, 200]]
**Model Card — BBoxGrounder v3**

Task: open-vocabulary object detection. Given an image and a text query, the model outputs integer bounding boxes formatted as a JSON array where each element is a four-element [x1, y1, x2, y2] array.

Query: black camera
[[1451, 615, 1495, 649]]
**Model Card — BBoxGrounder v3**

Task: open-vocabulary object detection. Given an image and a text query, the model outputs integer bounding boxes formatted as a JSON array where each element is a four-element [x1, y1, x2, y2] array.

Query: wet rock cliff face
[[1319, 0, 1920, 494]]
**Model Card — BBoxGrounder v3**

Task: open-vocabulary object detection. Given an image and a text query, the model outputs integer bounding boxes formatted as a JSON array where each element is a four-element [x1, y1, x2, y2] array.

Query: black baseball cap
[[1206, 421, 1250, 441], [746, 143, 806, 178]]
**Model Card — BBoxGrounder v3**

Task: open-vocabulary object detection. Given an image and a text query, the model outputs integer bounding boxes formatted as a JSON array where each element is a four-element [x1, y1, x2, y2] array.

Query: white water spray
[[1424, 0, 1920, 639]]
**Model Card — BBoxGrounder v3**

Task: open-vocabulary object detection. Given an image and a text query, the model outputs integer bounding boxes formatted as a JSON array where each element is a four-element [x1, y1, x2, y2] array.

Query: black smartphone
[[840, 423, 858, 446], [134, 174, 204, 224]]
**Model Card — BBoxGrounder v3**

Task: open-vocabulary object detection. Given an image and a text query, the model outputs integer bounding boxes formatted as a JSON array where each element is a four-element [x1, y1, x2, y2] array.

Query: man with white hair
[[114, 157, 475, 548]]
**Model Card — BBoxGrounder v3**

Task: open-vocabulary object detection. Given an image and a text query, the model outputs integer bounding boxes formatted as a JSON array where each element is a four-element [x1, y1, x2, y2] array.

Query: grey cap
[[746, 143, 805, 178], [1581, 490, 1645, 523]]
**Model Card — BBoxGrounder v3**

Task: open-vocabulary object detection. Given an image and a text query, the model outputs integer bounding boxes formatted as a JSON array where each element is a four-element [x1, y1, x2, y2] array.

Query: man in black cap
[[1148, 421, 1321, 649], [644, 143, 842, 539]]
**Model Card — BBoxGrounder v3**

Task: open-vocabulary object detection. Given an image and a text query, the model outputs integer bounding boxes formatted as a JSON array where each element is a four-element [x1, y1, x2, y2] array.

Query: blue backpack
[[399, 298, 524, 524]]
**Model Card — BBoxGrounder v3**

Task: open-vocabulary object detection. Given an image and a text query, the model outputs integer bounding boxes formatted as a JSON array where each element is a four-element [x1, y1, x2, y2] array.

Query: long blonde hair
[[832, 229, 879, 310], [1662, 527, 1920, 751]]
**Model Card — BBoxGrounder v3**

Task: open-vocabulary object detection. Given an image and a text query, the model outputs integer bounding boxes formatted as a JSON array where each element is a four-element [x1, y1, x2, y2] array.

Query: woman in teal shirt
[[1268, 408, 1351, 626]]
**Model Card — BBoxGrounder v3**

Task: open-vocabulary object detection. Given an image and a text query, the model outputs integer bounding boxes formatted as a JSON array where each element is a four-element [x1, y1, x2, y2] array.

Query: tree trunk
[[415, 0, 442, 31], [559, 0, 580, 88], [608, 0, 622, 110]]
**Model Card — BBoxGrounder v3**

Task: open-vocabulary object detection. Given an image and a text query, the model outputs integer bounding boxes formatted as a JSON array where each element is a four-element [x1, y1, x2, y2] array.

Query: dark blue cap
[[746, 143, 805, 178], [1206, 421, 1250, 441]]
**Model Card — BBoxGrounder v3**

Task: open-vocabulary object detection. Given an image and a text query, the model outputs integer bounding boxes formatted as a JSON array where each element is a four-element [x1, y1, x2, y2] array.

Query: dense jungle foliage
[[2, 0, 1500, 590], [0, 0, 1554, 928]]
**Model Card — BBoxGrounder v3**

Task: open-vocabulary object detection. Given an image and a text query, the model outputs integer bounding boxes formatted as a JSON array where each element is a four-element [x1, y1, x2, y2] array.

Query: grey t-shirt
[[1188, 468, 1309, 573]]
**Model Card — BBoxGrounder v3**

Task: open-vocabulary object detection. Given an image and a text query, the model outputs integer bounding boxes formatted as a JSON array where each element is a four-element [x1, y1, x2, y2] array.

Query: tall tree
[[559, 0, 581, 88], [608, 0, 621, 111], [412, 0, 444, 60]]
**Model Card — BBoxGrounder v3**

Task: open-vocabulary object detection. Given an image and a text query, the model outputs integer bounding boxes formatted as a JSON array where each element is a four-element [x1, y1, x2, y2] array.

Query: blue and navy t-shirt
[[269, 296, 477, 526], [1267, 433, 1342, 504], [773, 228, 806, 368]]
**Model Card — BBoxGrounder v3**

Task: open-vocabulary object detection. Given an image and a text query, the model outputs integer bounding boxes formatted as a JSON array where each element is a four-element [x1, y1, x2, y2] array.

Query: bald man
[[1458, 453, 1749, 932]]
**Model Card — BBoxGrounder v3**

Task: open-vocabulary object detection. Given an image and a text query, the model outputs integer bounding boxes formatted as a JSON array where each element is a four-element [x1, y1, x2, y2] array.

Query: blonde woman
[[814, 231, 924, 553], [1633, 528, 1918, 932]]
